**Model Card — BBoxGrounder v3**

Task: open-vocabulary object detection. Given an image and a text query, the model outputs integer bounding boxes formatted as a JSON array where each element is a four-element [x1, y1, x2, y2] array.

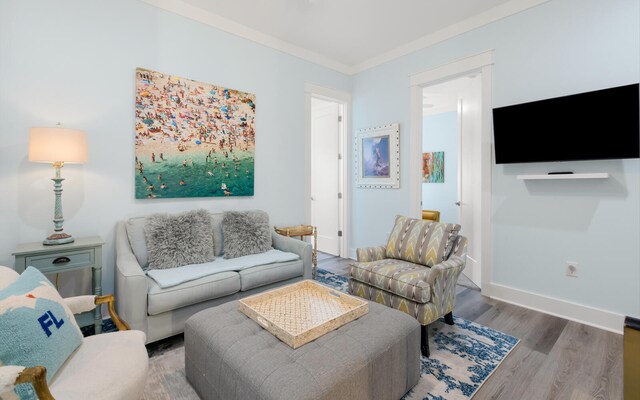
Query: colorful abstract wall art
[[423, 151, 444, 183], [135, 68, 255, 199]]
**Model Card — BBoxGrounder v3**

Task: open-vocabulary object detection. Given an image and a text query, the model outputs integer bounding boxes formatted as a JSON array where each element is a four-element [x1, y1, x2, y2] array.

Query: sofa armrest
[[356, 246, 387, 262], [115, 221, 148, 333], [271, 231, 313, 279]]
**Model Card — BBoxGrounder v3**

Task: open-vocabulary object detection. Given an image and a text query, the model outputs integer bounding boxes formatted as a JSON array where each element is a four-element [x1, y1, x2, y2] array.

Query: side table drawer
[[25, 249, 95, 273]]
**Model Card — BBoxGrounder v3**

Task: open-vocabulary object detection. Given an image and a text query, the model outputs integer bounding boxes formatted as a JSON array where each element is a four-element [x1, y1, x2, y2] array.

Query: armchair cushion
[[385, 216, 460, 267], [0, 267, 83, 384], [356, 246, 387, 262], [50, 330, 148, 400], [349, 259, 431, 303], [349, 280, 442, 325]]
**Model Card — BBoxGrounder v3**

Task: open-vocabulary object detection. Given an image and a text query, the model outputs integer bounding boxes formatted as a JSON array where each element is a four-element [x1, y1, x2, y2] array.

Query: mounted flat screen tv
[[493, 83, 640, 164]]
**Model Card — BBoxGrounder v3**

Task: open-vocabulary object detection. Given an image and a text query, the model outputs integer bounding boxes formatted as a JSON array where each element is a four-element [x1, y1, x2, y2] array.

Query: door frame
[[304, 82, 351, 258], [408, 50, 494, 297]]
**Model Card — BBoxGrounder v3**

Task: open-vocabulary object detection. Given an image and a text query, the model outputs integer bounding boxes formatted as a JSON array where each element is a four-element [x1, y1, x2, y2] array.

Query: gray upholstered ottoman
[[185, 300, 420, 400]]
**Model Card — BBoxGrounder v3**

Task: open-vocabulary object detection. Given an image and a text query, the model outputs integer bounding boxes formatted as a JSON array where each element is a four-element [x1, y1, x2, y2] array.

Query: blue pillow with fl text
[[0, 266, 83, 395]]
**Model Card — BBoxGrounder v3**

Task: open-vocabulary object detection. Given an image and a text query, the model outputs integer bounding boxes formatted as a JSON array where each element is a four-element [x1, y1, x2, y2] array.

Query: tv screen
[[493, 83, 640, 164]]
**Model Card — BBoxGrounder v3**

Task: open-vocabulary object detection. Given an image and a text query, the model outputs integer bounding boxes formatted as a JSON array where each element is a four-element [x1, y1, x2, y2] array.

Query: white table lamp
[[29, 125, 87, 245]]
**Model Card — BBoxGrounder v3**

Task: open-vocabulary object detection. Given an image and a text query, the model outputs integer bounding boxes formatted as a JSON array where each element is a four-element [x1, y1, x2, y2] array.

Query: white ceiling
[[142, 0, 549, 74]]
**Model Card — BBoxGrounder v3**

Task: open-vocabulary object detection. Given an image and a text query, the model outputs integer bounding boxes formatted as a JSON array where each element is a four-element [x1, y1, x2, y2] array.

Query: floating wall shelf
[[517, 173, 609, 180]]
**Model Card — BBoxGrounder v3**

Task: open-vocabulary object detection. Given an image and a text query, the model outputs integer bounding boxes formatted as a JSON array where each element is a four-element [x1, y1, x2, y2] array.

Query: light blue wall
[[0, 0, 350, 296], [422, 112, 458, 224], [1, 0, 638, 319], [351, 0, 640, 317]]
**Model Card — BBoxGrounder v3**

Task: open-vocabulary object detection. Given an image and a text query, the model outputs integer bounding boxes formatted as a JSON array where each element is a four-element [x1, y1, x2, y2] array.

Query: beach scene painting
[[423, 151, 444, 183], [362, 135, 390, 178], [135, 67, 255, 199]]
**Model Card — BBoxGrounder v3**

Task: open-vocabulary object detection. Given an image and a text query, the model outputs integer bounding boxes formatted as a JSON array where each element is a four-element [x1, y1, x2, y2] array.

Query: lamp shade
[[28, 127, 88, 164]]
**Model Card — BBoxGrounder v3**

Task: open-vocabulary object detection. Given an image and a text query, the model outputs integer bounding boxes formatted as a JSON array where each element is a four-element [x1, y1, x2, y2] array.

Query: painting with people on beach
[[134, 67, 255, 199]]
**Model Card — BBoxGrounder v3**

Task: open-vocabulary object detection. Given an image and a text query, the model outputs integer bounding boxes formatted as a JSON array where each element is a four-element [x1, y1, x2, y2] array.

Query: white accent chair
[[0, 266, 148, 400]]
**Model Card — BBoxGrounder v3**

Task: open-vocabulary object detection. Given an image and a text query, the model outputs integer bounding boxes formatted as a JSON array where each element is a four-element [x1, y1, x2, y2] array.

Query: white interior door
[[411, 52, 493, 296], [311, 98, 340, 256], [458, 76, 482, 288]]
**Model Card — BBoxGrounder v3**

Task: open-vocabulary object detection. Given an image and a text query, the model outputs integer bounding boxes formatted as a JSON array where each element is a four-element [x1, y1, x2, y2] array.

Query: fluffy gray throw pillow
[[223, 210, 272, 259], [145, 209, 215, 269]]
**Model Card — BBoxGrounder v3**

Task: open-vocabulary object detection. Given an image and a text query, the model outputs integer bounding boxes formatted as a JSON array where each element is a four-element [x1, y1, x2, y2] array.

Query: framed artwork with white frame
[[355, 123, 400, 188]]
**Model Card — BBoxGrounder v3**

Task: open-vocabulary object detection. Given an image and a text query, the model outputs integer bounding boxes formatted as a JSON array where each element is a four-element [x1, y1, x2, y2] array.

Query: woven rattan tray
[[239, 280, 368, 349]]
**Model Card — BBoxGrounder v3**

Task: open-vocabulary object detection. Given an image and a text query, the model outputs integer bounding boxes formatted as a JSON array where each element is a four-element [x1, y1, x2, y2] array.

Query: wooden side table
[[12, 236, 105, 334], [274, 225, 318, 279]]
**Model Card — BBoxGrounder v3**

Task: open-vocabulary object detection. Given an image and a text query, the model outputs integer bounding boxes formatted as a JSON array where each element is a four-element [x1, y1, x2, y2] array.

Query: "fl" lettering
[[38, 310, 65, 337]]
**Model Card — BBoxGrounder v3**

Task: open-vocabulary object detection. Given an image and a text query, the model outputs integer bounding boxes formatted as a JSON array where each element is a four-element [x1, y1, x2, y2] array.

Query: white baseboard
[[490, 283, 624, 334]]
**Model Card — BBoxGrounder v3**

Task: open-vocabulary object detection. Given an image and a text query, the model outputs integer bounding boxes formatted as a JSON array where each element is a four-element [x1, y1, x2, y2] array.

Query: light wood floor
[[318, 252, 623, 400]]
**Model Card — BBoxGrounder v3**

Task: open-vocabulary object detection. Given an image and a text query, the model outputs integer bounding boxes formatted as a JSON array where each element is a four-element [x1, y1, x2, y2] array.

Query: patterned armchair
[[349, 216, 468, 357]]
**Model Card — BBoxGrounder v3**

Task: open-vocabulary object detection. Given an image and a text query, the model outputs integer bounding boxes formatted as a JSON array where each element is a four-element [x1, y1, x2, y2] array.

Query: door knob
[[455, 201, 461, 206]]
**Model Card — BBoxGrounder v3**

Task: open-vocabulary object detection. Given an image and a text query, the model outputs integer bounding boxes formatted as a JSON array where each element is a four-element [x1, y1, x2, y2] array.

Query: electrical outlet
[[566, 262, 579, 277]]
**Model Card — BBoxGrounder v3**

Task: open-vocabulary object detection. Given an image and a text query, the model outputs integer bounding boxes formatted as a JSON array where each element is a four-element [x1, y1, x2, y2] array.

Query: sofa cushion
[[223, 210, 272, 259], [128, 213, 223, 268], [50, 330, 148, 400], [386, 216, 460, 267], [146, 250, 300, 289], [126, 217, 149, 269], [147, 271, 240, 315], [145, 209, 215, 269], [349, 259, 431, 303], [239, 260, 304, 291], [211, 213, 224, 257]]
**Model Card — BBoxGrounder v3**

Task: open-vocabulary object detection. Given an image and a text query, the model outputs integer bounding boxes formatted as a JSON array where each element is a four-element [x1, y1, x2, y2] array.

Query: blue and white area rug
[[318, 269, 519, 400]]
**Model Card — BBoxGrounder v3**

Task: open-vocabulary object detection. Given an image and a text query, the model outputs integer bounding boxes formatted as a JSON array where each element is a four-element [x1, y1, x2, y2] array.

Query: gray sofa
[[115, 212, 312, 344]]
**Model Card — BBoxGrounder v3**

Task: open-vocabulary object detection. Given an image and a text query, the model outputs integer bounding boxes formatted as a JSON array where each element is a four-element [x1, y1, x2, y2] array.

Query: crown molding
[[140, 0, 550, 76], [351, 0, 550, 74], [139, 0, 355, 75]]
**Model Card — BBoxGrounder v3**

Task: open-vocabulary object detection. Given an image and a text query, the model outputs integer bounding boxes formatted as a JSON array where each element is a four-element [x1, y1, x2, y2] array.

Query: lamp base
[[43, 233, 74, 246]]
